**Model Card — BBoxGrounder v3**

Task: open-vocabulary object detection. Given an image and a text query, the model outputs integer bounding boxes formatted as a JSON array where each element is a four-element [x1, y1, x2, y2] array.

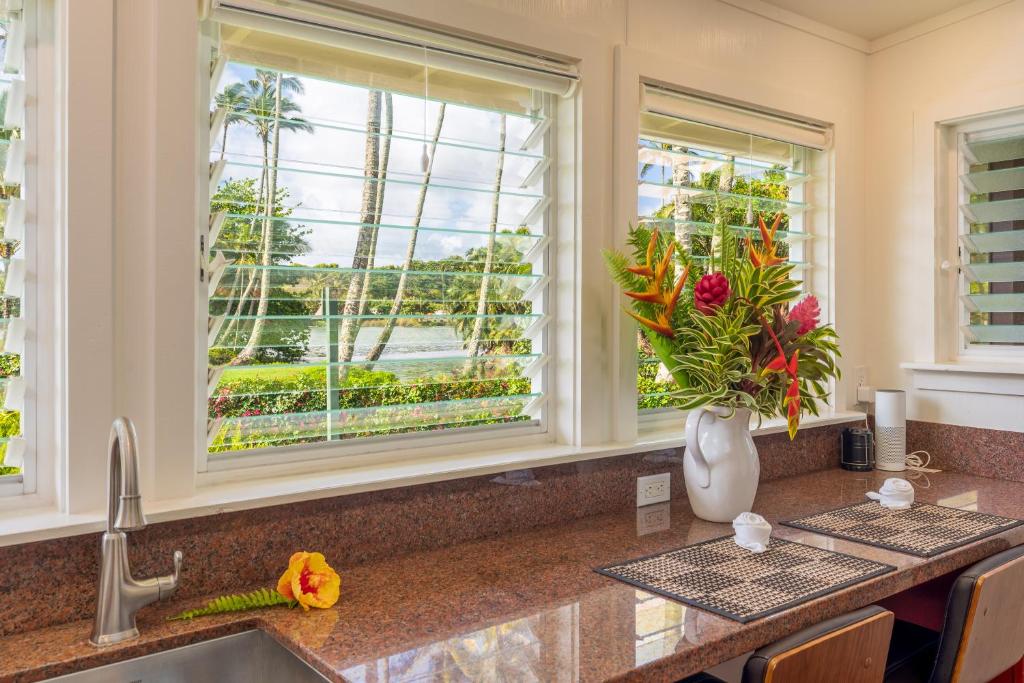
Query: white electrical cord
[[906, 450, 932, 470]]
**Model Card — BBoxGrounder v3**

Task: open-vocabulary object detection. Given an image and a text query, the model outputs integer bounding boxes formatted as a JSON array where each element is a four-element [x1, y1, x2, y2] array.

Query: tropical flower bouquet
[[604, 203, 840, 521], [169, 551, 340, 620]]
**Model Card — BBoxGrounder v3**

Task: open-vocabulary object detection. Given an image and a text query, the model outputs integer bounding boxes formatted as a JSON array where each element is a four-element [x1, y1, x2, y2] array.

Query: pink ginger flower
[[789, 295, 821, 335]]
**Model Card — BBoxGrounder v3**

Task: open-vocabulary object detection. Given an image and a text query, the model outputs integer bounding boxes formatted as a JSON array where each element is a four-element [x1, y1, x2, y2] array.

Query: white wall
[[360, 0, 871, 420], [864, 0, 1024, 432], [80, 0, 875, 515]]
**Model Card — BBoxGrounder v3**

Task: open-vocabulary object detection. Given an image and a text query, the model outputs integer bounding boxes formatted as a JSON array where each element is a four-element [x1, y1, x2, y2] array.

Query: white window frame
[[0, 0, 60, 505], [946, 112, 1024, 361], [193, 10, 570, 475], [613, 46, 846, 443], [91, 0, 612, 510]]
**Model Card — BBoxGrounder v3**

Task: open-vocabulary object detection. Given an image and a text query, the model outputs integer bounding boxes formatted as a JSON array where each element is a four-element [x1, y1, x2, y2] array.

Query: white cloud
[[214, 65, 546, 267]]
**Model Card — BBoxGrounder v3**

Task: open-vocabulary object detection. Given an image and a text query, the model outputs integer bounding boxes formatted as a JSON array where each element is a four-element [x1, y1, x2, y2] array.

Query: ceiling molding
[[717, 0, 871, 52], [868, 0, 1013, 52], [717, 0, 1013, 55]]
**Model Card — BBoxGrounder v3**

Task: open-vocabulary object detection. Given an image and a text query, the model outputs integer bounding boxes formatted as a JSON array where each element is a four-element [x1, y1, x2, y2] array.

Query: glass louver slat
[[221, 160, 546, 201], [960, 197, 1024, 224], [963, 261, 1024, 284], [962, 325, 1024, 344], [210, 211, 544, 241], [637, 181, 809, 214], [637, 145, 809, 187], [960, 229, 1024, 254], [963, 134, 1024, 165], [220, 111, 545, 159], [638, 217, 811, 243], [208, 393, 539, 452], [962, 293, 1024, 313], [962, 166, 1024, 194]]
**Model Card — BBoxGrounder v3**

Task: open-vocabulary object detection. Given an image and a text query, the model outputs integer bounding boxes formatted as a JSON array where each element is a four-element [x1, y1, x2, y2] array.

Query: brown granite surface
[[0, 421, 854, 639], [2, 468, 1022, 683], [908, 420, 1024, 481]]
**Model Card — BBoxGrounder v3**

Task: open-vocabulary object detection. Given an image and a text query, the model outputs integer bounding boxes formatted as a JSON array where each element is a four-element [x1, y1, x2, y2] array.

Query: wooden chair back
[[932, 545, 1024, 683], [743, 606, 894, 683]]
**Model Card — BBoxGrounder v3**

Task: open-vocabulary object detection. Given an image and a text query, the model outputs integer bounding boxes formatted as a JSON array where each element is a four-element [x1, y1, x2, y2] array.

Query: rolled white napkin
[[866, 477, 914, 510], [733, 512, 772, 553]]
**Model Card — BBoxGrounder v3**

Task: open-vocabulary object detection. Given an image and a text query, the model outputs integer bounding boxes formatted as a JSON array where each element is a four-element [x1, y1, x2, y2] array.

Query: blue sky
[[214, 63, 544, 267]]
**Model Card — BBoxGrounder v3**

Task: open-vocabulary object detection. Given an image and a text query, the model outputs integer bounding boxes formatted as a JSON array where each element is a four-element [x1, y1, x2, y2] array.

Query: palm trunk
[[466, 114, 506, 358], [672, 150, 693, 247], [233, 73, 285, 364], [336, 91, 383, 379], [219, 119, 230, 161], [356, 92, 393, 320], [219, 137, 270, 347], [365, 103, 446, 363]]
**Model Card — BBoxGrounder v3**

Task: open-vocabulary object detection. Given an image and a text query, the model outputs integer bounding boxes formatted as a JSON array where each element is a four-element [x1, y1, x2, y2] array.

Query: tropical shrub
[[208, 365, 531, 452]]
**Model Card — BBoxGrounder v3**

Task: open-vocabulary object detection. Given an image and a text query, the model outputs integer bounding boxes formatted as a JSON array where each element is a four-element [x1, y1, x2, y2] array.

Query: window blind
[[959, 131, 1024, 346], [204, 11, 556, 455], [0, 3, 26, 477], [636, 86, 829, 411]]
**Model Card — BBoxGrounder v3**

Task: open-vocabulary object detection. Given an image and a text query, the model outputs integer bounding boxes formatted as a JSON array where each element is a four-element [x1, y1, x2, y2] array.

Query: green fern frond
[[167, 587, 297, 621]]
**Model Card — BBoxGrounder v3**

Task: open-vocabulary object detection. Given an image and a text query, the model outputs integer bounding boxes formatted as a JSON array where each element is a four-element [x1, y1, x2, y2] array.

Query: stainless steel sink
[[46, 630, 330, 682]]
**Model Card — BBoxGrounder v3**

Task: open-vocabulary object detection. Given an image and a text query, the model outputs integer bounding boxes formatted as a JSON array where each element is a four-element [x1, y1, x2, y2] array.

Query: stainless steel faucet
[[90, 417, 184, 646]]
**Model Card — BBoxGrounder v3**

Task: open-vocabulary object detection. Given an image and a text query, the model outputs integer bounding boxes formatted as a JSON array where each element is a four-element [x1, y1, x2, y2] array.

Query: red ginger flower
[[694, 272, 731, 314], [789, 295, 821, 335]]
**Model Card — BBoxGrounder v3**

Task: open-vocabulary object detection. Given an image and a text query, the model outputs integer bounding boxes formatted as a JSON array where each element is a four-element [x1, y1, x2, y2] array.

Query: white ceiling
[[757, 0, 982, 40]]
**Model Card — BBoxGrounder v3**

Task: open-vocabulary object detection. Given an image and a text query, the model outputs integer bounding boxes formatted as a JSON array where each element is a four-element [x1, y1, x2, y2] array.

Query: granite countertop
[[3, 468, 1024, 683]]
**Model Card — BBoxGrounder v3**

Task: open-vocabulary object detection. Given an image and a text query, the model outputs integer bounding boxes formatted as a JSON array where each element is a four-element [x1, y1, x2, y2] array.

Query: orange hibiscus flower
[[277, 551, 341, 611]]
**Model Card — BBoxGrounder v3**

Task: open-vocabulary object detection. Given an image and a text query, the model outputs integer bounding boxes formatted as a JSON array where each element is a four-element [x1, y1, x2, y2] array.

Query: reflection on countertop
[[3, 468, 1023, 683]]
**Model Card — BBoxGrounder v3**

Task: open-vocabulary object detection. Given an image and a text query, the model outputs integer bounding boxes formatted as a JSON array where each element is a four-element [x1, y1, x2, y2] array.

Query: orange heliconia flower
[[626, 227, 660, 278], [747, 213, 785, 268], [623, 229, 689, 338], [277, 552, 341, 611]]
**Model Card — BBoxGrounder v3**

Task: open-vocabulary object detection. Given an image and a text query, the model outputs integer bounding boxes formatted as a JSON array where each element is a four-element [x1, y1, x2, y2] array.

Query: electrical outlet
[[637, 473, 671, 507], [636, 502, 671, 535], [855, 366, 869, 387]]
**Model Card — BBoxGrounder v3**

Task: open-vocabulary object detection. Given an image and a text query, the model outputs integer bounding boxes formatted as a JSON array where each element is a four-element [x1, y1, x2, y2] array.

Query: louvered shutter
[[959, 132, 1024, 347], [203, 1, 573, 455]]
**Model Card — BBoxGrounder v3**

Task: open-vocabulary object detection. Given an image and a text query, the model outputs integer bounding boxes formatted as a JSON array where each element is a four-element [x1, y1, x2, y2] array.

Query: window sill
[[902, 362, 1024, 396], [0, 410, 864, 547]]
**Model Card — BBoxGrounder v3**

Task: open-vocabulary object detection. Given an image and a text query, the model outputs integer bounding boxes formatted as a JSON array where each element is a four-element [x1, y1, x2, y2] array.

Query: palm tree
[[335, 90, 383, 379], [466, 114, 507, 358], [214, 82, 249, 161], [231, 71, 314, 364], [356, 92, 394, 319], [365, 103, 447, 363]]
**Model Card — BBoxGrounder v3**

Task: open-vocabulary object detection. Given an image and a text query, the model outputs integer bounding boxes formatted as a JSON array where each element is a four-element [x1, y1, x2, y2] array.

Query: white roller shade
[[642, 85, 831, 151], [209, 0, 577, 99]]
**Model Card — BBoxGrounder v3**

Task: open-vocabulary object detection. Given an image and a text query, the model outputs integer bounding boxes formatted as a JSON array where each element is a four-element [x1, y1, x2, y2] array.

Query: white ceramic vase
[[683, 406, 760, 522]]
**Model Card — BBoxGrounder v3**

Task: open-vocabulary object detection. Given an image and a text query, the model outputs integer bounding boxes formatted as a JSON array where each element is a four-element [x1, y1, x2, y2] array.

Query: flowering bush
[[604, 203, 840, 438]]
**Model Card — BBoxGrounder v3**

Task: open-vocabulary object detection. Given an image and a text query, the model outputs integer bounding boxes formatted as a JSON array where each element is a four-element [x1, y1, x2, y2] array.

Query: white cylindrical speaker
[[875, 389, 906, 472]]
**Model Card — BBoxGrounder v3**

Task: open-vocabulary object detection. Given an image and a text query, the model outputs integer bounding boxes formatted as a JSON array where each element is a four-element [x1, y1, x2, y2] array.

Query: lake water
[[306, 324, 465, 360]]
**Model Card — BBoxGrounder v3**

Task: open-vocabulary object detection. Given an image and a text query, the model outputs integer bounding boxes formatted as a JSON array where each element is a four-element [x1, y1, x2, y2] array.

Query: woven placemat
[[783, 501, 1024, 558], [595, 536, 894, 623]]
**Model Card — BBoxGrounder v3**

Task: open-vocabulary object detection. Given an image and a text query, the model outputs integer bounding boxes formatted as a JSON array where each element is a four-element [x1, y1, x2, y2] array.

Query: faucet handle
[[158, 550, 184, 600]]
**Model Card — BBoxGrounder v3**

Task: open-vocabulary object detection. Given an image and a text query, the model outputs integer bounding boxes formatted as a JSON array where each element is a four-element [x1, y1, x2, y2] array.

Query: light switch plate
[[637, 472, 671, 507]]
